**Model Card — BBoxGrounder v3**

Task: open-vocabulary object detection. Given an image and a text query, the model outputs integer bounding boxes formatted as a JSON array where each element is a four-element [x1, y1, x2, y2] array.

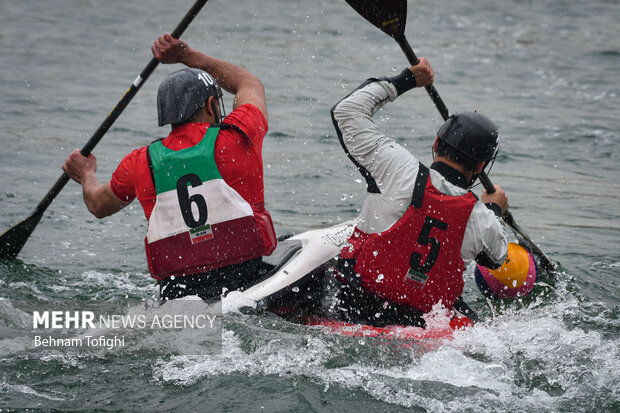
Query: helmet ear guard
[[210, 97, 225, 124], [210, 82, 226, 124]]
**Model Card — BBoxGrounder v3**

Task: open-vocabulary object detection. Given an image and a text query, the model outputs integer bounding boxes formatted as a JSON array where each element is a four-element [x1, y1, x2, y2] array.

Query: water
[[1, 0, 618, 411]]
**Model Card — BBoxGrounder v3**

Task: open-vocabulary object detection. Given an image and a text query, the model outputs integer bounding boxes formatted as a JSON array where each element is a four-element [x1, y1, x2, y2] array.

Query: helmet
[[157, 68, 225, 126], [436, 111, 499, 162]]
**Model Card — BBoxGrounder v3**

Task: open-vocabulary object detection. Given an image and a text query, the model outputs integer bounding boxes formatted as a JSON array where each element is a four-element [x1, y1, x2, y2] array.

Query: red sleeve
[[222, 104, 268, 148], [110, 146, 157, 219], [110, 149, 142, 203]]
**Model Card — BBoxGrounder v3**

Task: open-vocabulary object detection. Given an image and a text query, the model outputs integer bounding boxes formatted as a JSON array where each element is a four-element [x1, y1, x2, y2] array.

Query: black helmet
[[157, 68, 225, 126], [436, 111, 499, 162]]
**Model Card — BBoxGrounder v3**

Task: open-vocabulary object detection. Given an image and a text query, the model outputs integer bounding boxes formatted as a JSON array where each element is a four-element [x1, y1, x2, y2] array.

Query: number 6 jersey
[[109, 104, 276, 282], [144, 124, 267, 280]]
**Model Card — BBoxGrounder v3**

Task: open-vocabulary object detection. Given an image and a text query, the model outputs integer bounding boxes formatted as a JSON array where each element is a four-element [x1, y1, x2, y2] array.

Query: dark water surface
[[1, 0, 618, 411]]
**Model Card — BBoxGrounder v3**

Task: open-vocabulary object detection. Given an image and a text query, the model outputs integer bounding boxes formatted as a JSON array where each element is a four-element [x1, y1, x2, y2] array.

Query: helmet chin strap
[[468, 158, 495, 189], [211, 95, 226, 124], [468, 173, 480, 189], [211, 100, 221, 124]]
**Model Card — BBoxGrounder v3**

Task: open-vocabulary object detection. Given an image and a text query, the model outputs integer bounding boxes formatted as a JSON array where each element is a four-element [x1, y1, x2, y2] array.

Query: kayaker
[[62, 33, 276, 300], [330, 58, 509, 327]]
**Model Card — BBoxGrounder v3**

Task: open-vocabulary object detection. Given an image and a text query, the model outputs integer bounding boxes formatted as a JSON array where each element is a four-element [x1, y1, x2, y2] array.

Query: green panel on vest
[[149, 127, 223, 194]]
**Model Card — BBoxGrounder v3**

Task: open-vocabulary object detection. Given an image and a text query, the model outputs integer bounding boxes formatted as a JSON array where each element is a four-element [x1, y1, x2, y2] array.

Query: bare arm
[[152, 33, 268, 122], [62, 149, 130, 219]]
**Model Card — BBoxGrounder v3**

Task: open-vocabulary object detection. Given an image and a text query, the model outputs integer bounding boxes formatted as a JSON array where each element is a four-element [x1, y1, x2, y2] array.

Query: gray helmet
[[157, 68, 225, 126], [436, 111, 499, 162]]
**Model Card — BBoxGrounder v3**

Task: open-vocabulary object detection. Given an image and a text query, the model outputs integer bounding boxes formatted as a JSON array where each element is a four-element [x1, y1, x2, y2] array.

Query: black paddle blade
[[0, 209, 44, 260], [345, 0, 407, 39]]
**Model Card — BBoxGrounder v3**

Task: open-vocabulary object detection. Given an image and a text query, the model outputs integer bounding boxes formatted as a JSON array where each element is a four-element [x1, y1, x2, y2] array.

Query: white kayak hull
[[221, 220, 355, 316]]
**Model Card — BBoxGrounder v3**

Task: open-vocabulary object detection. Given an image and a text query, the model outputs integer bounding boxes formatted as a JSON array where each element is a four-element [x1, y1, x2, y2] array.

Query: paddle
[[345, 0, 556, 273], [0, 0, 210, 260]]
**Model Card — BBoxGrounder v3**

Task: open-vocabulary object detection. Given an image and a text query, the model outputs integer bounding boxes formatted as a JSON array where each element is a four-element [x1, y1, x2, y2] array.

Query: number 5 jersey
[[331, 76, 507, 313], [109, 104, 276, 281]]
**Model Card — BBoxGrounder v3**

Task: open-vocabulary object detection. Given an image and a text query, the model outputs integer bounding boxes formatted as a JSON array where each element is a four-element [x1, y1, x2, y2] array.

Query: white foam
[[78, 270, 153, 294], [150, 293, 619, 410], [220, 291, 258, 314], [0, 380, 65, 401]]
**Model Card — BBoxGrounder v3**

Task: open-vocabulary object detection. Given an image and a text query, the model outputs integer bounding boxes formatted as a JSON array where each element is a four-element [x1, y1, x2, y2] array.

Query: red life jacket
[[339, 164, 478, 313]]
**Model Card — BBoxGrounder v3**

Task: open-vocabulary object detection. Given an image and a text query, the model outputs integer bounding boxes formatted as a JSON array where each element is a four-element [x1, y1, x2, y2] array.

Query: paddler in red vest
[[62, 33, 276, 300], [329, 58, 509, 327]]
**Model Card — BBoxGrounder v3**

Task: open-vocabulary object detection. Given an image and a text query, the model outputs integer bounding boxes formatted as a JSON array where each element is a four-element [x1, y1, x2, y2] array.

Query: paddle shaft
[[35, 58, 157, 214], [397, 36, 449, 121], [397, 35, 501, 191], [0, 0, 209, 259], [33, 56, 159, 216]]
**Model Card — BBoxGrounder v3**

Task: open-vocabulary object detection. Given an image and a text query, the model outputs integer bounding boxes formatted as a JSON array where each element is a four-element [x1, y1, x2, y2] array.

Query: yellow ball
[[475, 243, 538, 298]]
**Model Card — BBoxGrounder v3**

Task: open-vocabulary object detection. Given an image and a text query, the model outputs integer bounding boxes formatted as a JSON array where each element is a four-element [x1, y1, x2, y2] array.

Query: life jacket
[[145, 124, 266, 281], [339, 164, 478, 313]]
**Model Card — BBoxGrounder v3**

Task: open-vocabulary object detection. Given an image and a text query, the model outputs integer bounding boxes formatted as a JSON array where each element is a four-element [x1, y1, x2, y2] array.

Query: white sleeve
[[331, 80, 418, 196], [461, 202, 508, 265]]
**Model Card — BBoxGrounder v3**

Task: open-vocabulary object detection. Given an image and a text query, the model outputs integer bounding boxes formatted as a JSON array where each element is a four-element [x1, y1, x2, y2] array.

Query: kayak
[[222, 220, 356, 318], [218, 220, 475, 339], [305, 314, 473, 339]]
